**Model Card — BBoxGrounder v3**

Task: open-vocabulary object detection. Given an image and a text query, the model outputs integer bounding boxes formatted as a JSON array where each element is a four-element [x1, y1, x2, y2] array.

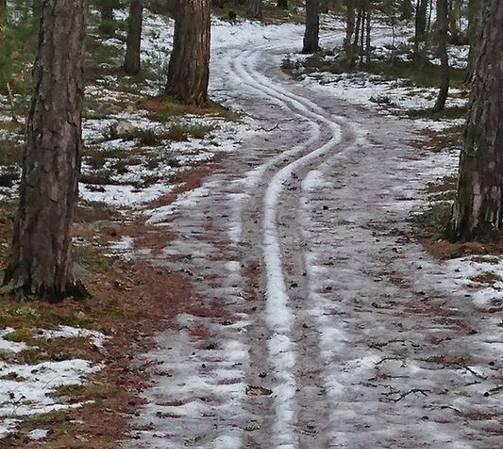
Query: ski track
[[124, 24, 502, 449]]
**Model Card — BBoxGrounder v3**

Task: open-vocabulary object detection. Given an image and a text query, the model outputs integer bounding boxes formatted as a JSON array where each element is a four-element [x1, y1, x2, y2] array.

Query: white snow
[[27, 428, 49, 441], [0, 358, 100, 436], [0, 329, 29, 355], [38, 325, 109, 349]]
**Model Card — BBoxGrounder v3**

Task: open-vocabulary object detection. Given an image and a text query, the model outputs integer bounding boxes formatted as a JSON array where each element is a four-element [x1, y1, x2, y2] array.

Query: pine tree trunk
[[247, 0, 262, 18], [414, 0, 428, 58], [3, 0, 87, 300], [465, 0, 481, 83], [302, 0, 320, 54], [345, 0, 355, 66], [124, 0, 143, 75], [401, 0, 413, 20], [365, 5, 371, 65], [449, 0, 503, 241], [165, 0, 210, 106], [433, 0, 449, 112]]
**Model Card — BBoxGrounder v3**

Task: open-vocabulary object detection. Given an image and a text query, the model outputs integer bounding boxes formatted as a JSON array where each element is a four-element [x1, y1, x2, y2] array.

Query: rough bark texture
[[449, 0, 503, 240], [302, 0, 320, 54], [165, 0, 210, 106], [247, 0, 262, 18], [124, 0, 143, 75], [433, 0, 449, 112], [465, 0, 481, 83], [4, 0, 86, 300]]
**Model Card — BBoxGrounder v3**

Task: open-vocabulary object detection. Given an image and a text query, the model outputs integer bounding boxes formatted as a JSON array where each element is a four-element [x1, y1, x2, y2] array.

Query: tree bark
[[247, 0, 262, 19], [449, 0, 503, 241], [433, 0, 449, 112], [414, 0, 428, 58], [465, 0, 481, 83], [165, 0, 211, 106], [124, 0, 143, 75], [4, 0, 87, 300], [302, 0, 320, 54], [345, 0, 355, 66], [400, 0, 413, 20]]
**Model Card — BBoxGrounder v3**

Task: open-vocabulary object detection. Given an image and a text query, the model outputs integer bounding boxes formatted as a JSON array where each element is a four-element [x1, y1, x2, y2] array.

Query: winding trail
[[124, 23, 503, 449]]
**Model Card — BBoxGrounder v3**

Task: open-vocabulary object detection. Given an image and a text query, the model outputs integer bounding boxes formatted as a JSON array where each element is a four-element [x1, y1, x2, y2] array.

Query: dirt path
[[123, 34, 502, 449]]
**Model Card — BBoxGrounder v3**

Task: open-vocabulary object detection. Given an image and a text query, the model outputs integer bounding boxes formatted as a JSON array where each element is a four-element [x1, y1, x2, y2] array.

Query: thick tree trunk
[[4, 0, 86, 300], [247, 0, 262, 19], [449, 0, 503, 241], [465, 0, 481, 83], [124, 0, 143, 75], [302, 0, 320, 54], [433, 0, 449, 112], [165, 0, 210, 106]]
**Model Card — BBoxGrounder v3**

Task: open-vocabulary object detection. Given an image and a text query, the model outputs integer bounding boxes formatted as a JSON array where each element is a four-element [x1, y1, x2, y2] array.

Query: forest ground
[[0, 7, 502, 449]]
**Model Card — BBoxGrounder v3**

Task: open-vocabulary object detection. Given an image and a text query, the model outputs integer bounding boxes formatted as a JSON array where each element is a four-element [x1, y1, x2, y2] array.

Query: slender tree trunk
[[359, 1, 365, 64], [433, 0, 449, 112], [166, 0, 210, 106], [449, 0, 503, 241], [345, 0, 355, 66], [414, 0, 428, 58], [365, 4, 371, 65], [3, 0, 87, 300], [247, 0, 262, 19], [352, 5, 362, 67], [401, 0, 413, 20], [124, 0, 143, 75], [302, 0, 320, 54]]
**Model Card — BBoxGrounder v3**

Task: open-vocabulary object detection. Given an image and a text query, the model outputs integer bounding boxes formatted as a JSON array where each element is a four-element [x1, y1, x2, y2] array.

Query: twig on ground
[[392, 388, 431, 402], [458, 365, 488, 380], [257, 122, 281, 132]]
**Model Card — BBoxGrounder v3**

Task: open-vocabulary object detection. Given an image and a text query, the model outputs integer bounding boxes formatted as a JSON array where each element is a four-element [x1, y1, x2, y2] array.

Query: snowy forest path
[[123, 31, 502, 449]]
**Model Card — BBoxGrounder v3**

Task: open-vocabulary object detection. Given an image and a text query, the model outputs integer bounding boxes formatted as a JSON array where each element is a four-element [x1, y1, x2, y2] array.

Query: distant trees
[[166, 0, 211, 106], [247, 0, 262, 19], [449, 0, 503, 241], [4, 0, 87, 300]]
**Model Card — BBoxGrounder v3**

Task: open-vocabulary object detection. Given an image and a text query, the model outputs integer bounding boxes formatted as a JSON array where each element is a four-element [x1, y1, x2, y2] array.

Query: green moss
[[412, 202, 452, 238]]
